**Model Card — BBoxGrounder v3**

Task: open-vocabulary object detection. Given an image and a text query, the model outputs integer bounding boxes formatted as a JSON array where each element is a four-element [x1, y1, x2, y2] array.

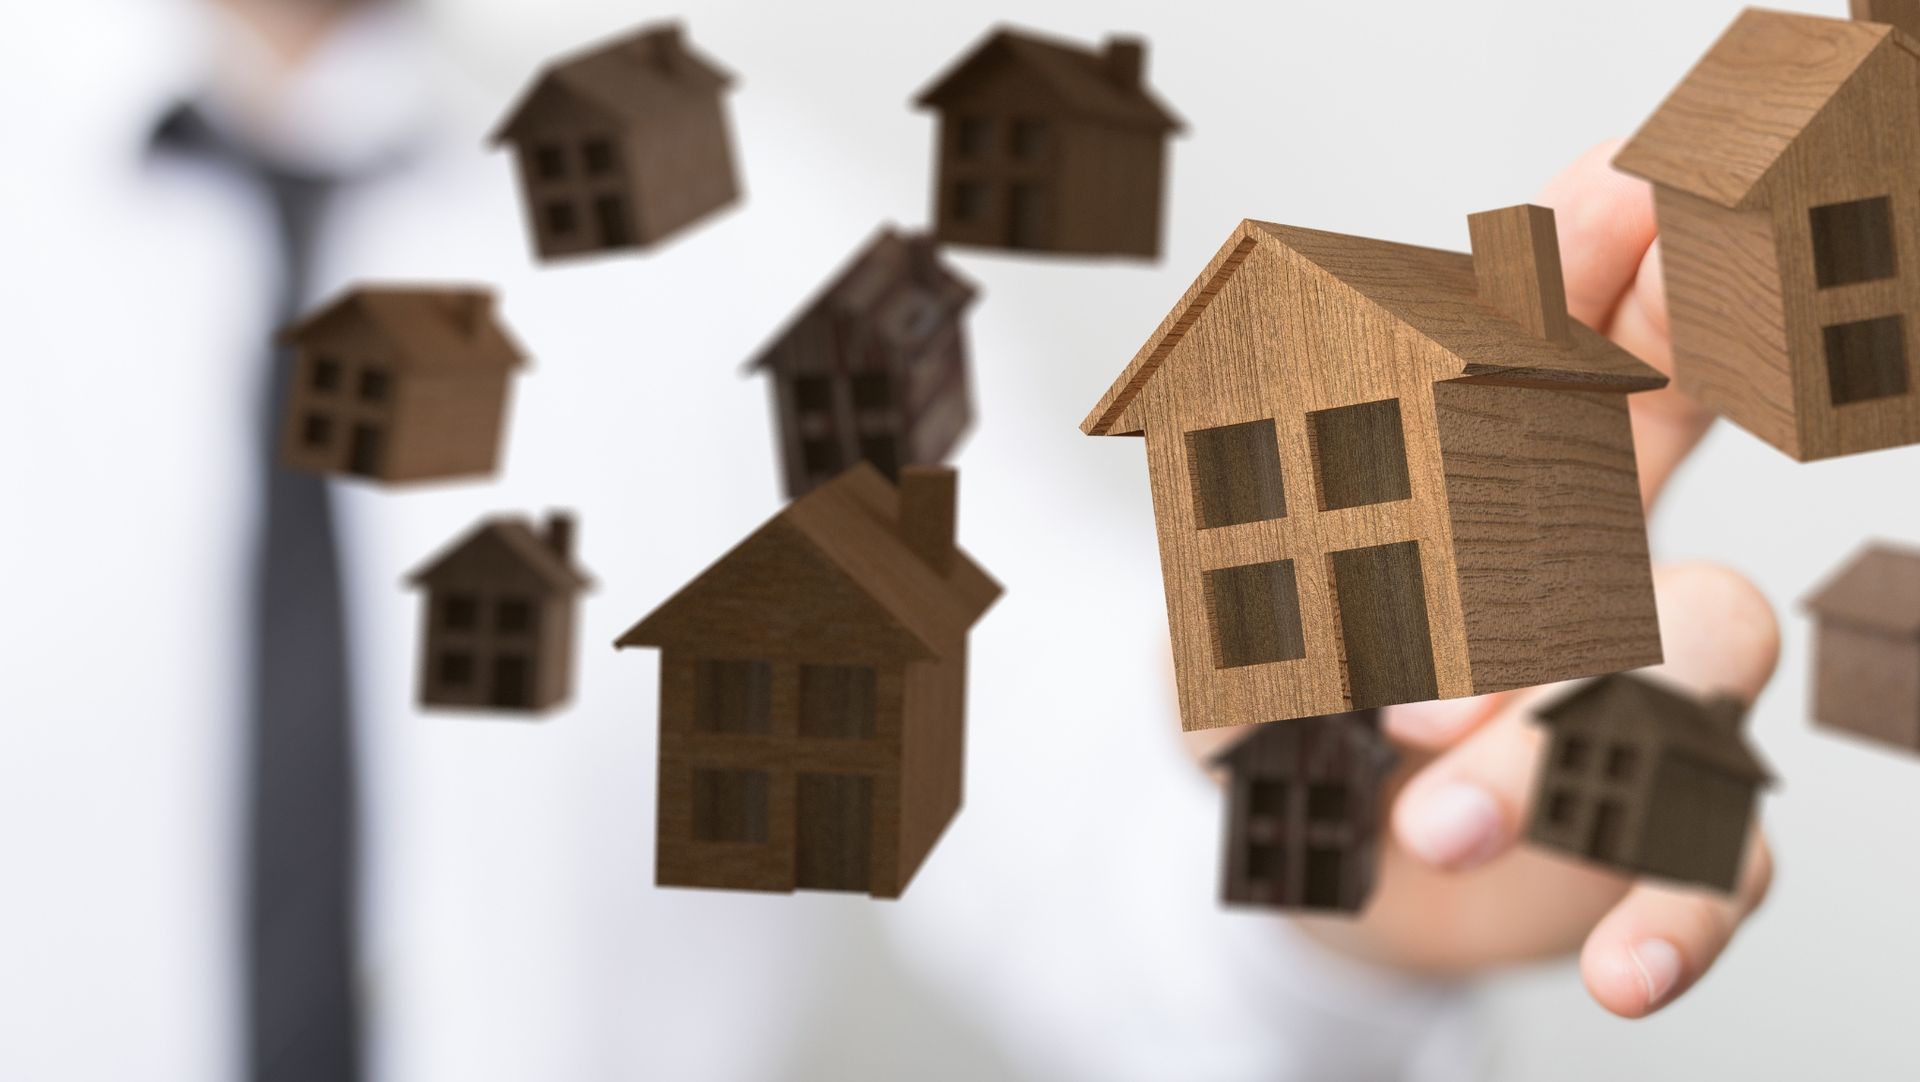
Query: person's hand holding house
[[1295, 141, 1778, 1019]]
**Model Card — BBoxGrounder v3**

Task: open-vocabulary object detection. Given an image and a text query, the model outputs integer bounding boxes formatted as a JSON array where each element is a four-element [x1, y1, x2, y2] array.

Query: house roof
[[913, 26, 1184, 132], [1613, 9, 1920, 209], [615, 464, 1001, 655], [280, 285, 526, 373], [1803, 542, 1920, 638], [744, 226, 977, 372], [1210, 709, 1397, 775], [1535, 673, 1773, 783], [1082, 219, 1668, 436], [489, 23, 734, 145], [407, 515, 593, 594]]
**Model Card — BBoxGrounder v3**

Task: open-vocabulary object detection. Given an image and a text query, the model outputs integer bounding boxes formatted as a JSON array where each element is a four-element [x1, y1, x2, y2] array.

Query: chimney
[[648, 23, 684, 66], [1466, 204, 1572, 345], [1853, 0, 1920, 38], [898, 467, 957, 574], [544, 511, 576, 564], [1103, 37, 1145, 90]]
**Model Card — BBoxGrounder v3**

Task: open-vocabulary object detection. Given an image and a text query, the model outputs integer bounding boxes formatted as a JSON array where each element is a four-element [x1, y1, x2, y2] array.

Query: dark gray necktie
[[154, 104, 363, 1082]]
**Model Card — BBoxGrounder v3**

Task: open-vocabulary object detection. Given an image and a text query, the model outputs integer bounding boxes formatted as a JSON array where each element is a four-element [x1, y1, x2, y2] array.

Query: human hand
[[1292, 142, 1778, 1017]]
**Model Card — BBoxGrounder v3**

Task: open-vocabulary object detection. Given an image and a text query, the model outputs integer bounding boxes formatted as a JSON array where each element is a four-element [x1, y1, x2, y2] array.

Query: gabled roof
[[408, 515, 593, 595], [280, 285, 525, 373], [1614, 9, 1920, 209], [1210, 709, 1397, 776], [1082, 219, 1667, 436], [489, 23, 734, 145], [745, 226, 977, 372], [615, 464, 1000, 655], [913, 26, 1184, 132], [1804, 542, 1920, 638], [1536, 673, 1773, 783]]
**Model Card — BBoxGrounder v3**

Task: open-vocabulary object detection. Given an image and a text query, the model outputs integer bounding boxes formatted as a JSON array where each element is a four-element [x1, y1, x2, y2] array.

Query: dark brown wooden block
[[1214, 710, 1395, 913], [491, 22, 740, 259], [1614, 3, 1920, 461], [1527, 674, 1772, 893], [913, 26, 1184, 258], [408, 511, 593, 715], [278, 285, 525, 485], [615, 465, 1001, 898], [1803, 541, 1920, 751], [1081, 207, 1668, 729], [747, 227, 978, 498]]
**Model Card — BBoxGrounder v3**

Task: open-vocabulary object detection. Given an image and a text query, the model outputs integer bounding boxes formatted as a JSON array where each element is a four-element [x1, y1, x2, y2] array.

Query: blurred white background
[[4, 0, 1919, 1079]]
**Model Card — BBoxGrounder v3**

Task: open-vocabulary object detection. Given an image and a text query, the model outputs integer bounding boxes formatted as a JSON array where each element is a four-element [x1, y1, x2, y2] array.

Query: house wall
[[1130, 239, 1474, 729], [1655, 187, 1798, 456], [505, 88, 637, 259], [386, 373, 511, 482], [1812, 623, 1920, 748], [1526, 725, 1658, 872], [900, 323, 973, 469], [628, 95, 740, 246], [1768, 41, 1920, 460], [415, 542, 573, 713], [893, 645, 968, 896], [927, 65, 1068, 251], [1218, 717, 1387, 910], [1432, 380, 1663, 693], [1056, 122, 1165, 257], [1638, 755, 1755, 892], [281, 317, 397, 476], [654, 649, 909, 895]]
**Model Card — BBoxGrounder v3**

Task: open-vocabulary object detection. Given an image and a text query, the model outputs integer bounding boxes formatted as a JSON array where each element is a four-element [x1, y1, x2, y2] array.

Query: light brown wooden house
[[279, 285, 525, 484], [1082, 206, 1668, 730], [914, 27, 1183, 258], [491, 23, 739, 259], [1214, 710, 1394, 913], [1614, 1, 1920, 461], [1529, 674, 1771, 893], [748, 227, 978, 498], [408, 512, 592, 714], [1803, 541, 1920, 751], [615, 465, 1000, 898]]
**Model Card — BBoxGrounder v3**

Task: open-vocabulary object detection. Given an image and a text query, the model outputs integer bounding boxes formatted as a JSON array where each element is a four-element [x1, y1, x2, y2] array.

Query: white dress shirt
[[0, 3, 1481, 1079]]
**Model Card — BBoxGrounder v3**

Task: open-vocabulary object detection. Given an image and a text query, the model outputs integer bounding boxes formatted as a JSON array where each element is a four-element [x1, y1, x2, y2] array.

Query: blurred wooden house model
[[748, 227, 978, 498], [279, 285, 525, 484], [615, 465, 1000, 898], [1804, 541, 1920, 751], [408, 511, 592, 714], [1082, 206, 1668, 730], [1528, 674, 1772, 892], [491, 22, 740, 259], [1614, 1, 1920, 461], [914, 27, 1183, 257], [1215, 710, 1394, 913]]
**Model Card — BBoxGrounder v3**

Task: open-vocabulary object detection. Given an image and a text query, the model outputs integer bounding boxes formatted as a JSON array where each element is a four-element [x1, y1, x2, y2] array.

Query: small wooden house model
[[914, 26, 1183, 258], [615, 465, 1000, 898], [1528, 674, 1772, 892], [1803, 541, 1920, 751], [1214, 710, 1395, 913], [1614, 1, 1920, 461], [748, 226, 978, 498], [408, 511, 592, 714], [491, 22, 740, 259], [279, 285, 525, 484], [1082, 206, 1667, 730]]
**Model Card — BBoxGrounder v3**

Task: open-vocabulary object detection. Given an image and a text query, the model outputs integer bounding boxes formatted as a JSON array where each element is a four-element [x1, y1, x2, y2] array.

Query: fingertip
[[1583, 934, 1684, 1019], [1649, 563, 1782, 701]]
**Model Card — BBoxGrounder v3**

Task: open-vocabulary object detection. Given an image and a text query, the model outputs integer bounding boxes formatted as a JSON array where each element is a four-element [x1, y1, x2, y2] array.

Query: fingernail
[[1630, 939, 1683, 1009], [1400, 782, 1505, 869], [1385, 696, 1489, 744]]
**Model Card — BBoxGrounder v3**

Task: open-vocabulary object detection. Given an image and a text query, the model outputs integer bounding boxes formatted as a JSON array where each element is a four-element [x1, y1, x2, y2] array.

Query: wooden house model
[[1081, 206, 1668, 729], [1528, 674, 1772, 892], [408, 511, 592, 714], [1614, 1, 1920, 461], [1214, 710, 1395, 913], [491, 22, 740, 259], [748, 226, 978, 498], [1803, 541, 1920, 751], [279, 285, 525, 484], [615, 465, 1000, 898], [914, 26, 1183, 258]]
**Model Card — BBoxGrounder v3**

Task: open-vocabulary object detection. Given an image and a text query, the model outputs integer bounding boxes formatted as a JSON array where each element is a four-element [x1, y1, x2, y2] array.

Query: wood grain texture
[[1083, 213, 1665, 729], [1620, 7, 1920, 460], [1804, 542, 1920, 750]]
